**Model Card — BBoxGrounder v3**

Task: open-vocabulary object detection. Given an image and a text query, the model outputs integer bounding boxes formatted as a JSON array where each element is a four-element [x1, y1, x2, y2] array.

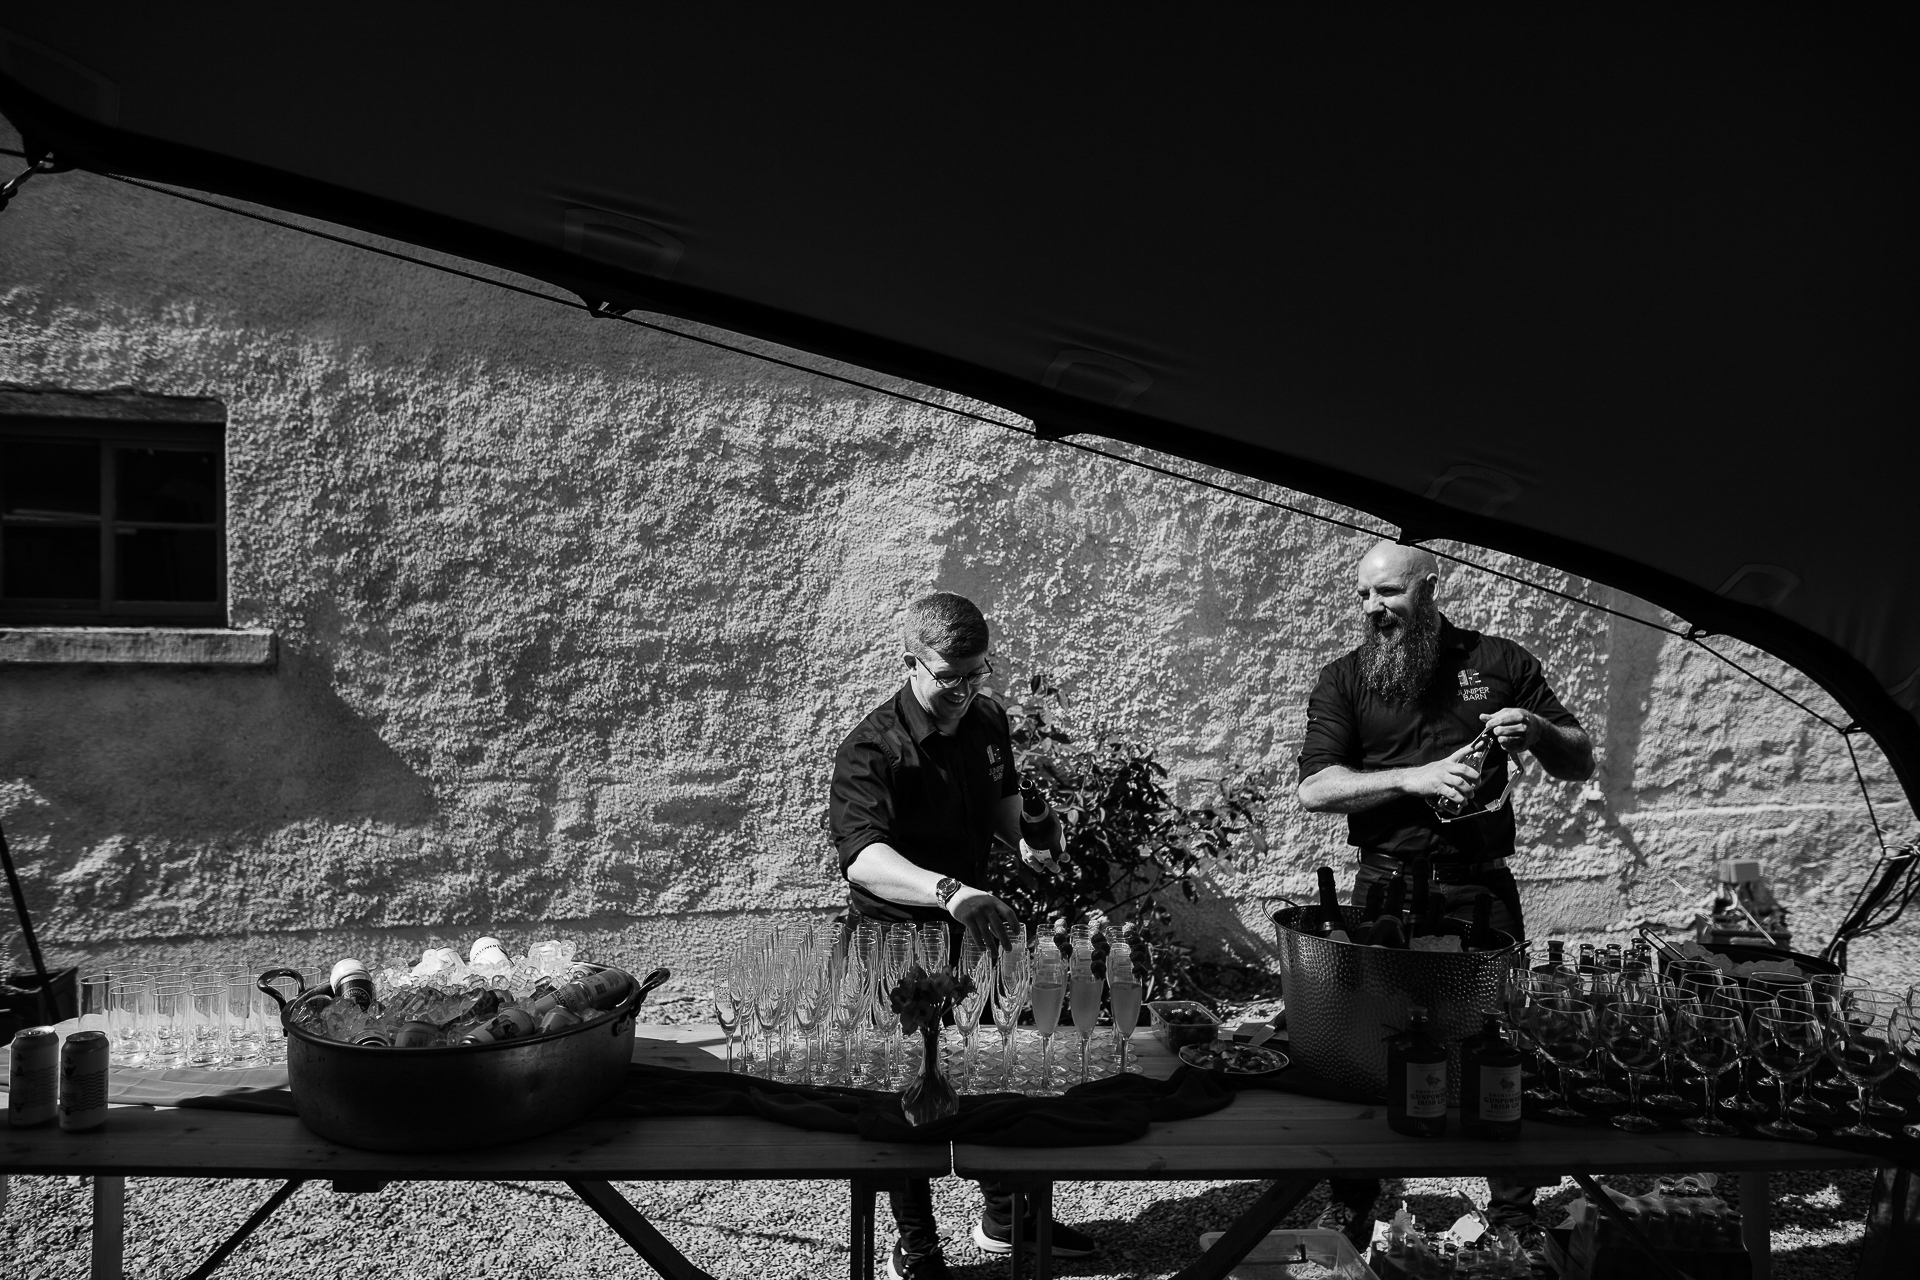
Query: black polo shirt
[[830, 683, 1021, 923], [1296, 618, 1582, 863]]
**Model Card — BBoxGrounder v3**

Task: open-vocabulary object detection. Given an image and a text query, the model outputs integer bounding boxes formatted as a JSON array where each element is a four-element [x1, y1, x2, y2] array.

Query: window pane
[[116, 447, 219, 523], [3, 525, 101, 599], [2, 441, 100, 517], [115, 528, 219, 602]]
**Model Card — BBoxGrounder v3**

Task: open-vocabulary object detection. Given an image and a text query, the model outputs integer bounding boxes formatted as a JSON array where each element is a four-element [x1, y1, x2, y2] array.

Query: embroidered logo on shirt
[[986, 742, 1005, 783], [1457, 669, 1492, 702]]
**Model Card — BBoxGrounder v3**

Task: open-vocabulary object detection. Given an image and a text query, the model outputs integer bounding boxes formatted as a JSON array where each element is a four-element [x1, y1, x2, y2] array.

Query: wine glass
[[1889, 1007, 1920, 1141], [1826, 994, 1901, 1139], [1676, 1005, 1744, 1136], [1751, 1007, 1824, 1140], [1568, 973, 1626, 1105], [1601, 999, 1667, 1133], [990, 928, 1032, 1087], [1029, 949, 1066, 1095], [1710, 985, 1775, 1118], [1069, 959, 1105, 1085], [1107, 969, 1145, 1075], [711, 960, 740, 1073], [1637, 982, 1699, 1115], [1511, 976, 1564, 1104], [1524, 991, 1595, 1120]]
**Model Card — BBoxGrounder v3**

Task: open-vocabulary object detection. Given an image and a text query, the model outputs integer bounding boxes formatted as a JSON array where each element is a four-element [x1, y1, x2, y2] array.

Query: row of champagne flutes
[[76, 968, 285, 1070], [708, 920, 1146, 1093], [1507, 952, 1920, 1140]]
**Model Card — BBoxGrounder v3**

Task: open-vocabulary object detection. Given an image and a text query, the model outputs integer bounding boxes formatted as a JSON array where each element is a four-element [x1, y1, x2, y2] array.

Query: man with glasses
[[1296, 540, 1593, 1254], [831, 590, 1095, 1280]]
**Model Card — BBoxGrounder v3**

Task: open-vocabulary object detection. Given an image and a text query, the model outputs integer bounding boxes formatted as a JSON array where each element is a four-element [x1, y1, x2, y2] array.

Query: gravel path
[[0, 1165, 1876, 1278]]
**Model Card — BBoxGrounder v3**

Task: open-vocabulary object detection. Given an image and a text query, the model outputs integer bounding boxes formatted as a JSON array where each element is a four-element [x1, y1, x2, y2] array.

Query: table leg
[[850, 1177, 876, 1280], [567, 1179, 718, 1280], [182, 1179, 305, 1280], [1, 1172, 9, 1215], [91, 1174, 124, 1280], [1738, 1170, 1772, 1280], [1171, 1175, 1317, 1280], [1033, 1181, 1054, 1280]]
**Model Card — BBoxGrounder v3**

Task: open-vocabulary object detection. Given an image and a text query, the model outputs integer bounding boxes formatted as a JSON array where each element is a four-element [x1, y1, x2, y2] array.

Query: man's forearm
[[1530, 723, 1595, 781], [846, 842, 947, 907], [1297, 764, 1424, 814]]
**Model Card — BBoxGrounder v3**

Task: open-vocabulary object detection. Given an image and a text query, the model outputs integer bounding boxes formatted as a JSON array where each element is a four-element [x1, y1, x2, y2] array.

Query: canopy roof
[[2, 14, 1914, 810]]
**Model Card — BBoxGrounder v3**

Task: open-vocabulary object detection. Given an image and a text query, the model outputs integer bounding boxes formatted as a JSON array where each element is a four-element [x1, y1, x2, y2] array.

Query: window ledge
[[0, 627, 276, 667]]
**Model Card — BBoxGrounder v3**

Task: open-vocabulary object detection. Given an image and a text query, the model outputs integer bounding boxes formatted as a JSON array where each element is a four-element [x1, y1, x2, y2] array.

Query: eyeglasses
[[913, 656, 994, 690]]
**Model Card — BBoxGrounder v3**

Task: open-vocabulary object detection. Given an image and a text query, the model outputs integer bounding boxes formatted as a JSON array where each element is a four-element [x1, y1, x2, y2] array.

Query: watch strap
[[935, 876, 965, 907]]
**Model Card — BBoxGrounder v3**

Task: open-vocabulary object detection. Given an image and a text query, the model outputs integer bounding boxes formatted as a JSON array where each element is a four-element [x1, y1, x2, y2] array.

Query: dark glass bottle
[[1315, 866, 1350, 941], [1360, 878, 1388, 926], [1467, 896, 1496, 950], [1431, 728, 1495, 817], [1387, 1005, 1449, 1136], [1459, 1013, 1523, 1140], [1533, 938, 1567, 977], [1365, 875, 1409, 947]]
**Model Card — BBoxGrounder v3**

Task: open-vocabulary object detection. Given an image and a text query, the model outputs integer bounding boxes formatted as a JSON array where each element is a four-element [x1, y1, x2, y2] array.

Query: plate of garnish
[[1178, 1042, 1289, 1077]]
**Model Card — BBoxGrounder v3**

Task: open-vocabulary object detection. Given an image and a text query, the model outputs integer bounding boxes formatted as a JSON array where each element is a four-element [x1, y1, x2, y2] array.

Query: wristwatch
[[935, 877, 965, 908]]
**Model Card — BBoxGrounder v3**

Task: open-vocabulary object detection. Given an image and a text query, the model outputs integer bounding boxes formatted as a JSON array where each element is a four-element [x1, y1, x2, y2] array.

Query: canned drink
[[330, 959, 374, 1009], [351, 1028, 393, 1048], [537, 1008, 581, 1034], [391, 1020, 440, 1048], [58, 1030, 111, 1132], [7, 1027, 59, 1127], [469, 936, 510, 968], [458, 1006, 535, 1045]]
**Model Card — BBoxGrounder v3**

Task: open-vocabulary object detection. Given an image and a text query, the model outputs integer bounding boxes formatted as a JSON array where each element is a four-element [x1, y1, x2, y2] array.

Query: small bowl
[[1147, 999, 1221, 1050], [1178, 1042, 1290, 1077]]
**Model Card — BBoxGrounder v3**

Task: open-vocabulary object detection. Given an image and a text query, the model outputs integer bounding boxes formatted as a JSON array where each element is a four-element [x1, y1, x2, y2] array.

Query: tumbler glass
[[106, 971, 152, 1067], [150, 972, 191, 1068], [78, 972, 112, 1035], [223, 969, 262, 1066], [188, 971, 227, 1066]]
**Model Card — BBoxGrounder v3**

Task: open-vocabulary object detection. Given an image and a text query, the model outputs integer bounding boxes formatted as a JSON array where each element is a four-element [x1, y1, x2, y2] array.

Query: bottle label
[[1479, 1064, 1523, 1123], [1406, 1061, 1448, 1118]]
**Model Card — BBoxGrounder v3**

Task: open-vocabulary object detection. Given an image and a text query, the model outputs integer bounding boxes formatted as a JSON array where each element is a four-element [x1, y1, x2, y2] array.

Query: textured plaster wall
[[1, 131, 1913, 1001]]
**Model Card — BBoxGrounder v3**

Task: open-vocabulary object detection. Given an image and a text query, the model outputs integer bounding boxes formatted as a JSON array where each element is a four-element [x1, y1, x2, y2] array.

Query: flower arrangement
[[887, 965, 976, 1036]]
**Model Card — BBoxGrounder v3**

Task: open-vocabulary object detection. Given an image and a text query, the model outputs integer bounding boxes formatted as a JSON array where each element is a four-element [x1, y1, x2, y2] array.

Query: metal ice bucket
[[1272, 905, 1519, 1103], [258, 963, 659, 1152]]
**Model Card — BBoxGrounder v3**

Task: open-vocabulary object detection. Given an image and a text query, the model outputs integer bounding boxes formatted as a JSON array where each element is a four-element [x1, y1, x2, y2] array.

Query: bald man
[[1296, 540, 1593, 1250]]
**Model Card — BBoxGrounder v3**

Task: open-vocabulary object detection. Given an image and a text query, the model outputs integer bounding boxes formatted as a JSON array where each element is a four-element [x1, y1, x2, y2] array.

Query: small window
[[0, 389, 226, 625]]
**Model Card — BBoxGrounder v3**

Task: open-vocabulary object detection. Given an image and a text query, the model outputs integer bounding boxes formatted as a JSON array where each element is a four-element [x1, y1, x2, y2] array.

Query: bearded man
[[1296, 539, 1594, 1251]]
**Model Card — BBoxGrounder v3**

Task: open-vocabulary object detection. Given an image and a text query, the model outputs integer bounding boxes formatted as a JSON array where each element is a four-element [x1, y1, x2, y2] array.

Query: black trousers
[[1326, 861, 1540, 1230]]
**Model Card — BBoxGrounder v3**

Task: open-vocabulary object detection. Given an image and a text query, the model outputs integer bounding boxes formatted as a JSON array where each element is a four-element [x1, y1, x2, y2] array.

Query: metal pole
[[0, 819, 55, 1023]]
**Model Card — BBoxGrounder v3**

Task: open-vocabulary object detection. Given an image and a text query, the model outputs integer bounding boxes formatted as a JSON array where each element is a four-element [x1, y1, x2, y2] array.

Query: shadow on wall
[[0, 648, 435, 841]]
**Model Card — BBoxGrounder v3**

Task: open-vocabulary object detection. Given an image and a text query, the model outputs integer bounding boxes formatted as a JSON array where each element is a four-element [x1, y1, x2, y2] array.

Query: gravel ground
[[0, 1165, 1878, 1278]]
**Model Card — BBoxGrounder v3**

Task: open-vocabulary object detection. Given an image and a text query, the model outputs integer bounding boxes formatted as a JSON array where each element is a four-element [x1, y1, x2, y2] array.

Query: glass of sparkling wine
[[1029, 950, 1066, 1095], [1108, 975, 1144, 1074], [1069, 963, 1104, 1084]]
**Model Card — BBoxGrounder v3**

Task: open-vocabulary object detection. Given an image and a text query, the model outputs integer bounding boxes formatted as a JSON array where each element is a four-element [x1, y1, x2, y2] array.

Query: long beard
[[1359, 592, 1443, 705]]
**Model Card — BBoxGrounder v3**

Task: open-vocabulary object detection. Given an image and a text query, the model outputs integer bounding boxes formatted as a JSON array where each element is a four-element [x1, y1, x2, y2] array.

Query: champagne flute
[[1069, 958, 1104, 1085], [1676, 1005, 1744, 1136], [952, 941, 991, 1090], [1751, 1006, 1824, 1140], [1601, 999, 1667, 1133], [788, 946, 826, 1086], [1029, 949, 1066, 1095], [1107, 971, 1144, 1075], [881, 926, 915, 1085], [1826, 994, 1900, 1139], [1524, 991, 1594, 1120], [711, 960, 740, 1073], [989, 928, 1031, 1088]]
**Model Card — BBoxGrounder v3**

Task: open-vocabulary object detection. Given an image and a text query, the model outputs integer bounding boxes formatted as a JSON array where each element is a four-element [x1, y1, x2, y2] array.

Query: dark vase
[[900, 1022, 960, 1126]]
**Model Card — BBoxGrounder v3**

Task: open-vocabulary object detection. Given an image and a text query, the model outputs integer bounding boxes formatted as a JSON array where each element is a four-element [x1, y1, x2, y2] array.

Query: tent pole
[[0, 819, 55, 1023]]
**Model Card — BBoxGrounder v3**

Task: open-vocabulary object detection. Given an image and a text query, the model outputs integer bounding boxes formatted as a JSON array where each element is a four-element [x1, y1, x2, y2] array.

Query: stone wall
[[2, 124, 1913, 1004]]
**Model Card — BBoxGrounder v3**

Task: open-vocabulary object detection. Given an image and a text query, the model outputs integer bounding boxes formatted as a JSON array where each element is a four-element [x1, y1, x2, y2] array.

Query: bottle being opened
[[1429, 728, 1496, 818]]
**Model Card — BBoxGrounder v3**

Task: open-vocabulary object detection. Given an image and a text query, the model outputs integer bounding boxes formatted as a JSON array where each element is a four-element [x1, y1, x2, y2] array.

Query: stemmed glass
[[1676, 1005, 1744, 1135], [990, 931, 1031, 1089], [1889, 1008, 1920, 1141], [753, 946, 791, 1080], [1632, 982, 1698, 1114], [711, 960, 741, 1074], [1069, 958, 1105, 1085], [1569, 973, 1626, 1106], [788, 945, 828, 1086], [1511, 976, 1564, 1105], [1524, 990, 1595, 1120], [1601, 1000, 1667, 1132], [1029, 948, 1066, 1095], [1107, 969, 1144, 1075], [881, 927, 915, 1085], [1752, 1006, 1825, 1141], [1826, 993, 1901, 1139], [1711, 985, 1775, 1118], [952, 938, 991, 1090]]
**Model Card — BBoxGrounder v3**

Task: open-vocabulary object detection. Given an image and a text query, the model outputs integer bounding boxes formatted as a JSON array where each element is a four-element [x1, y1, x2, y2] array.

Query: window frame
[[0, 389, 227, 627]]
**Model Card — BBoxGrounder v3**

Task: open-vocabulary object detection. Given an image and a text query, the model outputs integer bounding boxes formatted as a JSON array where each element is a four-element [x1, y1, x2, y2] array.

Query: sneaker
[[972, 1215, 1099, 1257], [887, 1241, 953, 1280], [1314, 1199, 1373, 1251]]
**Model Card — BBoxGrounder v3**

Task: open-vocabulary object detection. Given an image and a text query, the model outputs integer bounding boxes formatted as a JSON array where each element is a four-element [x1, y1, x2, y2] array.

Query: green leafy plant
[[984, 673, 1269, 1003]]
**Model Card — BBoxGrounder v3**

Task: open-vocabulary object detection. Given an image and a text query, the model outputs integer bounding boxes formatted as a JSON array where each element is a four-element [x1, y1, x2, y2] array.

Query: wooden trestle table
[[1, 1026, 1884, 1280]]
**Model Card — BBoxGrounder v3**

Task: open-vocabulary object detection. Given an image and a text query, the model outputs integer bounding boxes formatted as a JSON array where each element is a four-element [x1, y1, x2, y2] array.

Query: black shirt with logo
[[1296, 618, 1583, 863], [830, 684, 1021, 923]]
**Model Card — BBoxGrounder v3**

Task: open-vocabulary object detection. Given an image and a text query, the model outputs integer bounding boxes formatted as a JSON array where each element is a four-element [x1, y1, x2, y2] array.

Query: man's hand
[[946, 887, 1019, 952], [1479, 707, 1539, 755], [1408, 740, 1483, 806], [1018, 838, 1063, 876]]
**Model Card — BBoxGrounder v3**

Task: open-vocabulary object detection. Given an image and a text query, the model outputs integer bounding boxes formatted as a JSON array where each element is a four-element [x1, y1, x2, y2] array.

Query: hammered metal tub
[[1272, 905, 1518, 1102], [258, 964, 661, 1152]]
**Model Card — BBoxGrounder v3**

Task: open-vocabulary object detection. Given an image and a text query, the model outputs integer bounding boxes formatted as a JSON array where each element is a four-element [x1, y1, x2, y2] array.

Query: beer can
[[458, 1006, 534, 1045], [392, 1020, 440, 1048], [330, 958, 374, 1009], [7, 1027, 59, 1127], [58, 1029, 111, 1132], [470, 936, 511, 968], [537, 1008, 581, 1034], [351, 1028, 393, 1048]]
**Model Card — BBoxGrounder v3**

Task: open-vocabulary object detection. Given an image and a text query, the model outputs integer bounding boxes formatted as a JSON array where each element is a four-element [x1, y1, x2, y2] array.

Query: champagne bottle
[[1365, 875, 1409, 947], [1360, 879, 1388, 926], [1532, 938, 1568, 978], [1386, 1004, 1449, 1137], [1459, 1012, 1523, 1140], [1467, 896, 1496, 950], [1019, 787, 1064, 855], [1315, 867, 1351, 942]]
